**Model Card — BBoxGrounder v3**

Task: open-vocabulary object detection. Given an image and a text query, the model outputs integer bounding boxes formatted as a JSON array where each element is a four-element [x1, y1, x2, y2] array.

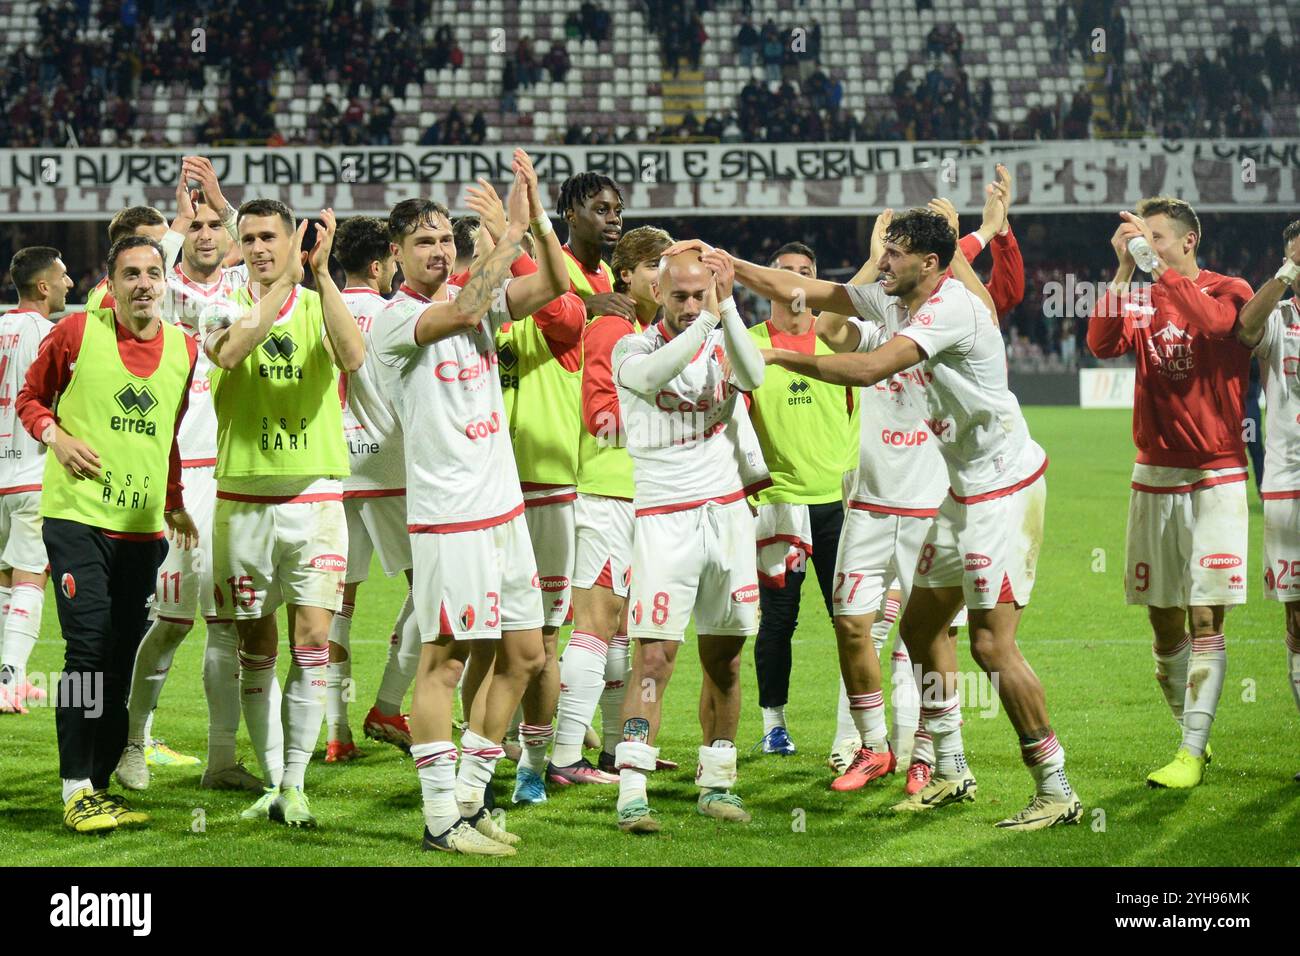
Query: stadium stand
[[1, 0, 1295, 148]]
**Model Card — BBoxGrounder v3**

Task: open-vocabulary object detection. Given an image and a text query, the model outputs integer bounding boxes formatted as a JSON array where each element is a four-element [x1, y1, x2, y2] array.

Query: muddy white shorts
[[833, 504, 936, 618], [344, 492, 412, 583], [213, 493, 347, 618], [0, 490, 47, 575], [914, 473, 1047, 611], [627, 498, 758, 641], [572, 493, 634, 598], [1262, 494, 1300, 603], [411, 512, 543, 641], [1125, 465, 1248, 608], [154, 465, 225, 622]]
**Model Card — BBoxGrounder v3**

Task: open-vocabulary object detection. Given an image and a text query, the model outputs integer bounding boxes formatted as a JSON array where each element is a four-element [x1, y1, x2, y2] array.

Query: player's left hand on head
[[165, 509, 199, 551], [661, 238, 714, 259]]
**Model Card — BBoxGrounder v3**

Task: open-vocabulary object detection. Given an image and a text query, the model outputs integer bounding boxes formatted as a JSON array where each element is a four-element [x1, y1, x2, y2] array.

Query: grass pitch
[[3, 407, 1298, 866]]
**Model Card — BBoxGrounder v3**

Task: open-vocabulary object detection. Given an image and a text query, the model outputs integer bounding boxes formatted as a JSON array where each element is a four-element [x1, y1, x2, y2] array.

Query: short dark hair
[[107, 206, 166, 245], [1283, 219, 1300, 246], [1135, 196, 1201, 250], [106, 236, 166, 279], [10, 246, 62, 298], [556, 172, 623, 218], [884, 208, 957, 268], [453, 215, 480, 260], [237, 198, 295, 234], [334, 216, 392, 276], [769, 241, 817, 268], [388, 198, 452, 239]]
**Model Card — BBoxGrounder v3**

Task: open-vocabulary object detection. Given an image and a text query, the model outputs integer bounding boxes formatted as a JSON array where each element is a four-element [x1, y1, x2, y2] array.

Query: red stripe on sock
[[238, 654, 277, 671], [1191, 634, 1226, 654], [848, 692, 883, 710]]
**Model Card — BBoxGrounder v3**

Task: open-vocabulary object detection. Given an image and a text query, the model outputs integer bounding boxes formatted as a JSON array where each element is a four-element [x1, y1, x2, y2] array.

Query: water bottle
[[1127, 236, 1158, 273]]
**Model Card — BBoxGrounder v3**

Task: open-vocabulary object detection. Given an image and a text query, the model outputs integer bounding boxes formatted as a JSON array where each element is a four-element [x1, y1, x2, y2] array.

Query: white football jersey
[[1254, 298, 1300, 495], [166, 264, 239, 466], [613, 321, 768, 512], [849, 312, 949, 511], [0, 309, 53, 491], [847, 278, 1045, 499], [341, 287, 406, 493], [372, 281, 523, 528]]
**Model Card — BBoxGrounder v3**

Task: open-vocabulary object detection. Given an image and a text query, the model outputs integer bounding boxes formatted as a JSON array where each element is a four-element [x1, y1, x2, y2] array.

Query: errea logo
[[114, 384, 157, 416], [50, 886, 151, 936], [261, 332, 297, 361]]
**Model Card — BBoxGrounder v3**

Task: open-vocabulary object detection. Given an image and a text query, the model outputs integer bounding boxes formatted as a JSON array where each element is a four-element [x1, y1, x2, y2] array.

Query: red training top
[[1086, 268, 1254, 470]]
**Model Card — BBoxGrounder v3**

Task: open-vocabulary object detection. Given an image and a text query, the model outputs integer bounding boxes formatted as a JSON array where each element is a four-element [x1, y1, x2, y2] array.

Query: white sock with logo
[[281, 644, 328, 789], [1153, 633, 1191, 728], [412, 741, 459, 836], [922, 696, 968, 780], [126, 617, 191, 744], [599, 634, 631, 756], [1181, 634, 1226, 758], [375, 588, 419, 715], [847, 690, 887, 751], [455, 729, 503, 817], [239, 650, 284, 787], [554, 631, 608, 766], [202, 621, 242, 771], [1, 582, 42, 689], [325, 600, 354, 743]]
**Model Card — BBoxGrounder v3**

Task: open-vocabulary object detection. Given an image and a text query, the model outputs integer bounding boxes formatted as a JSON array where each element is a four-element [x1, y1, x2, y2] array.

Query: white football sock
[[455, 729, 503, 817], [911, 720, 935, 767], [375, 589, 418, 715], [889, 635, 920, 764], [202, 621, 242, 771], [412, 741, 459, 836], [553, 630, 607, 766], [833, 677, 859, 747], [599, 634, 631, 756], [126, 617, 191, 744], [1153, 633, 1190, 727], [518, 721, 553, 775], [1288, 632, 1300, 713], [761, 705, 786, 734], [239, 650, 284, 787], [847, 690, 887, 750], [1181, 634, 1226, 758], [325, 600, 354, 743], [922, 696, 968, 780], [282, 644, 328, 789], [1, 581, 43, 686], [1020, 731, 1072, 799]]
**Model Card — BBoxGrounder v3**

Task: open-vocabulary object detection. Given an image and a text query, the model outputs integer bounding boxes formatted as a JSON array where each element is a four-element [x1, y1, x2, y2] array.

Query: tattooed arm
[[411, 227, 525, 346]]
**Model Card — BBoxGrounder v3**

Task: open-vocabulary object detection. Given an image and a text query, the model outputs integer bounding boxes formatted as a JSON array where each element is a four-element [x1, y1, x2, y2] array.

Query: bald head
[[656, 251, 714, 335]]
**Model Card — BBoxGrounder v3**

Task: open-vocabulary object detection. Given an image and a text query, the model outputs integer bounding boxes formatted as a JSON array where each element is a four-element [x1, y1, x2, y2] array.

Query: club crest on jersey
[[115, 383, 157, 416], [964, 553, 992, 571], [631, 600, 643, 624], [61, 572, 76, 599], [459, 604, 476, 630], [309, 553, 347, 572], [731, 584, 759, 604], [1199, 553, 1241, 570]]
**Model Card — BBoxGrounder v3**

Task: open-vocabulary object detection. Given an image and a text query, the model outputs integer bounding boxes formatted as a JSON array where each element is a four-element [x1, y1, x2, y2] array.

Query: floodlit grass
[[4, 408, 1297, 866]]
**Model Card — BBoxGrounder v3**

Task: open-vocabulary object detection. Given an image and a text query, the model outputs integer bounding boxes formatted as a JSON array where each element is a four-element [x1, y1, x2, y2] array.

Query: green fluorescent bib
[[747, 322, 859, 505], [209, 286, 349, 479], [42, 309, 190, 532], [497, 317, 581, 486]]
